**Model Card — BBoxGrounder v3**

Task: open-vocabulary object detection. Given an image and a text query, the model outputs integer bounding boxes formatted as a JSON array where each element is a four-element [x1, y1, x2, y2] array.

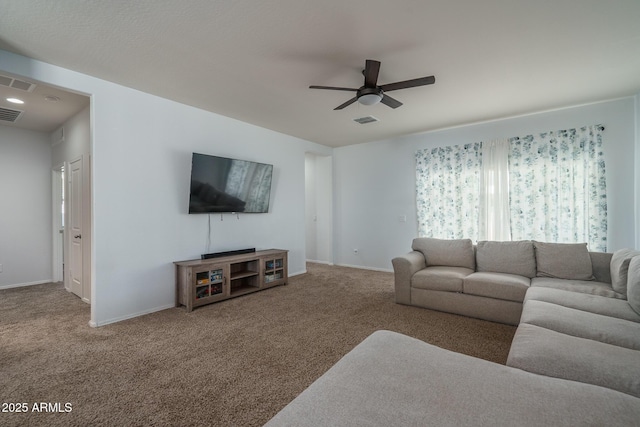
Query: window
[[415, 125, 607, 251]]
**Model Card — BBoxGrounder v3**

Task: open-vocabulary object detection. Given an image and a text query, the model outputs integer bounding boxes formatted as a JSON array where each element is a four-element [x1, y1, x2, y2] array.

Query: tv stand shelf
[[175, 249, 288, 312]]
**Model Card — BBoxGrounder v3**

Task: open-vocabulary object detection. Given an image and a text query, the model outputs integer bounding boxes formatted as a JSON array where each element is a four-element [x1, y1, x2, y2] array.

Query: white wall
[[635, 93, 640, 248], [0, 126, 52, 288], [0, 49, 331, 326], [334, 97, 639, 271], [52, 105, 90, 166]]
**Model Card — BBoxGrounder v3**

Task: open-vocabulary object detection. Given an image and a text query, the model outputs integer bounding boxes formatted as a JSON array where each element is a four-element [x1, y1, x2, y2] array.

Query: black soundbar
[[201, 248, 256, 260]]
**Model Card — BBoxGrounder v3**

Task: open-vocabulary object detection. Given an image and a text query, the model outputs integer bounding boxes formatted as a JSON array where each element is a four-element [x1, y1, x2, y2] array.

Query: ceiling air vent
[[0, 74, 36, 92], [0, 106, 24, 123], [353, 116, 379, 124]]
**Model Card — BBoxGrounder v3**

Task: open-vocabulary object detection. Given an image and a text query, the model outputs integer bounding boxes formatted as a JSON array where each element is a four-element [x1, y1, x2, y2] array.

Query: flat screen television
[[188, 153, 273, 214]]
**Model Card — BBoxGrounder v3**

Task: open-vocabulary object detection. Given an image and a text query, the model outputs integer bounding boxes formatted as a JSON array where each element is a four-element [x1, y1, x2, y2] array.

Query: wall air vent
[[353, 116, 379, 125], [0, 74, 36, 92], [0, 106, 24, 123]]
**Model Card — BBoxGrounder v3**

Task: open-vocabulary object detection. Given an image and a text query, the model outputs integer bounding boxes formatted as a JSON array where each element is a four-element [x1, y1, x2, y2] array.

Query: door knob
[[74, 235, 82, 239]]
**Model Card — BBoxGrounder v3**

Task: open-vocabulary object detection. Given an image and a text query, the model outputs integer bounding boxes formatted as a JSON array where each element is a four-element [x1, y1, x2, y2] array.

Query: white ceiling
[[1, 0, 639, 147], [0, 71, 89, 132]]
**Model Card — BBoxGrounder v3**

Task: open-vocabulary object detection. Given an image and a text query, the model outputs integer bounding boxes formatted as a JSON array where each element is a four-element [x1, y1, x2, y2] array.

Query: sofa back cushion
[[476, 240, 536, 278], [627, 256, 640, 315], [610, 249, 640, 295], [412, 238, 475, 269], [534, 242, 594, 281]]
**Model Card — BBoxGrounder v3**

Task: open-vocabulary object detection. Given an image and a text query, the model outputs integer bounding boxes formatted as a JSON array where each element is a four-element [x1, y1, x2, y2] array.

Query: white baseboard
[[335, 263, 393, 273], [89, 303, 176, 328], [0, 279, 53, 290], [306, 259, 334, 265]]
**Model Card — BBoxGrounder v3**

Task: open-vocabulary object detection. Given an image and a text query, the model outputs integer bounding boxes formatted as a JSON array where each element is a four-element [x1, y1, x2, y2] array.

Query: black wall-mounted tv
[[188, 153, 273, 214]]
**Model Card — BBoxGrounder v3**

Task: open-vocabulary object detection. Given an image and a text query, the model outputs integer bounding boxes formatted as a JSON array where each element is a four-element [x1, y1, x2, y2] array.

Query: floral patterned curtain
[[415, 143, 482, 239], [415, 125, 607, 251], [508, 125, 607, 251]]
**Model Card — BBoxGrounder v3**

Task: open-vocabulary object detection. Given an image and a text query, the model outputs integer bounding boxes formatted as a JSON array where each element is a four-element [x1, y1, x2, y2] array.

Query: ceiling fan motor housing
[[357, 87, 384, 105]]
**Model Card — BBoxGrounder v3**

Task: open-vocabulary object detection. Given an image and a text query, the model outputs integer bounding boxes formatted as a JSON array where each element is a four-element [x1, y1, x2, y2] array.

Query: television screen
[[188, 153, 273, 213]]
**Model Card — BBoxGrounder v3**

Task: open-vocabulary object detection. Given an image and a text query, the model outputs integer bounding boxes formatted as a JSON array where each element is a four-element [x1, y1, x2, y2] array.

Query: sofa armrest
[[392, 251, 426, 304], [590, 251, 613, 284]]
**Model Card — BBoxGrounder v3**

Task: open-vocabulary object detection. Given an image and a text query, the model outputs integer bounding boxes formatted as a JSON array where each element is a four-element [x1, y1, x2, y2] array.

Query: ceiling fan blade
[[334, 97, 358, 110], [381, 94, 403, 109], [364, 59, 381, 87], [309, 85, 358, 92], [379, 75, 435, 92]]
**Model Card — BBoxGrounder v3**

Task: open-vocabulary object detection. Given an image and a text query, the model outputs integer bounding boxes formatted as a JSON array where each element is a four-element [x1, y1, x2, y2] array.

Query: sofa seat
[[411, 266, 474, 292], [267, 331, 640, 427], [463, 272, 530, 302], [520, 300, 640, 350], [531, 277, 625, 299], [507, 323, 640, 398], [525, 287, 640, 323]]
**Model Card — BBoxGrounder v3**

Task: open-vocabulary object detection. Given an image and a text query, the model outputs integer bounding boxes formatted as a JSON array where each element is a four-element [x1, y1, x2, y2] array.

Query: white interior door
[[68, 157, 83, 298]]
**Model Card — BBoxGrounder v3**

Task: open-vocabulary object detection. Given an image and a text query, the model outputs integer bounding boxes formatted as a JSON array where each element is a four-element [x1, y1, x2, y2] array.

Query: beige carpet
[[0, 263, 515, 426]]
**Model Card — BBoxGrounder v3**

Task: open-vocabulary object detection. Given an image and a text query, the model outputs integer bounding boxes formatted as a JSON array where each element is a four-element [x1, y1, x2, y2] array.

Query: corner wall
[[334, 97, 638, 271], [0, 49, 331, 326]]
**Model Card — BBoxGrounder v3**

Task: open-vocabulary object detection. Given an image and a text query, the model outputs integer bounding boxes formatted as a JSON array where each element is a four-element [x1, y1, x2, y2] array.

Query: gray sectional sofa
[[266, 239, 640, 426], [391, 238, 621, 325]]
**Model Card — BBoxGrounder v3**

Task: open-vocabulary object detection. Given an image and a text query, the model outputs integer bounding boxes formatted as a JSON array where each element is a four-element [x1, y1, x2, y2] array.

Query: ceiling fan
[[309, 59, 435, 110]]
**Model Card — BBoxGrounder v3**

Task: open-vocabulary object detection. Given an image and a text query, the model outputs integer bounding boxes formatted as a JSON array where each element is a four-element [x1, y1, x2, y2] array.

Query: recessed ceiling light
[[6, 97, 24, 104], [44, 95, 60, 102]]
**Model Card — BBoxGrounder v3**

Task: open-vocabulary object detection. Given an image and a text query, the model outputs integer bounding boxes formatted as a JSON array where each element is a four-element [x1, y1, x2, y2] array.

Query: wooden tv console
[[174, 249, 288, 312]]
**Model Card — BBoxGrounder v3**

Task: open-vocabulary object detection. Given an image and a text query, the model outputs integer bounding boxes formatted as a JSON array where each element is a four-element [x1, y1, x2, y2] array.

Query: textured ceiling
[[1, 0, 639, 146], [0, 71, 89, 132]]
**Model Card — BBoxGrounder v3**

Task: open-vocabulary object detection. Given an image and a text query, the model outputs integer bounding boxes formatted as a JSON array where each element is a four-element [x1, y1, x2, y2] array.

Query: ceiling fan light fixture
[[358, 93, 383, 106], [309, 59, 435, 110]]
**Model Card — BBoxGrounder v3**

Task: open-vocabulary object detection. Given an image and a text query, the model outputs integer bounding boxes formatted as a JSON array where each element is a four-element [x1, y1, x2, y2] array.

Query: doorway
[[304, 153, 333, 265], [1, 68, 92, 317]]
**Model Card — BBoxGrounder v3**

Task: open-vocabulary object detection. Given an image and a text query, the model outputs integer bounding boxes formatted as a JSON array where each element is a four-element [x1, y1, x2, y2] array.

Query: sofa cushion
[[476, 240, 536, 278], [590, 251, 613, 283], [463, 272, 530, 302], [525, 287, 640, 323], [507, 323, 640, 398], [412, 237, 475, 269], [533, 241, 594, 280], [628, 256, 640, 316], [266, 330, 640, 427], [611, 249, 640, 296], [411, 266, 473, 292], [530, 277, 624, 299], [520, 300, 640, 350]]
